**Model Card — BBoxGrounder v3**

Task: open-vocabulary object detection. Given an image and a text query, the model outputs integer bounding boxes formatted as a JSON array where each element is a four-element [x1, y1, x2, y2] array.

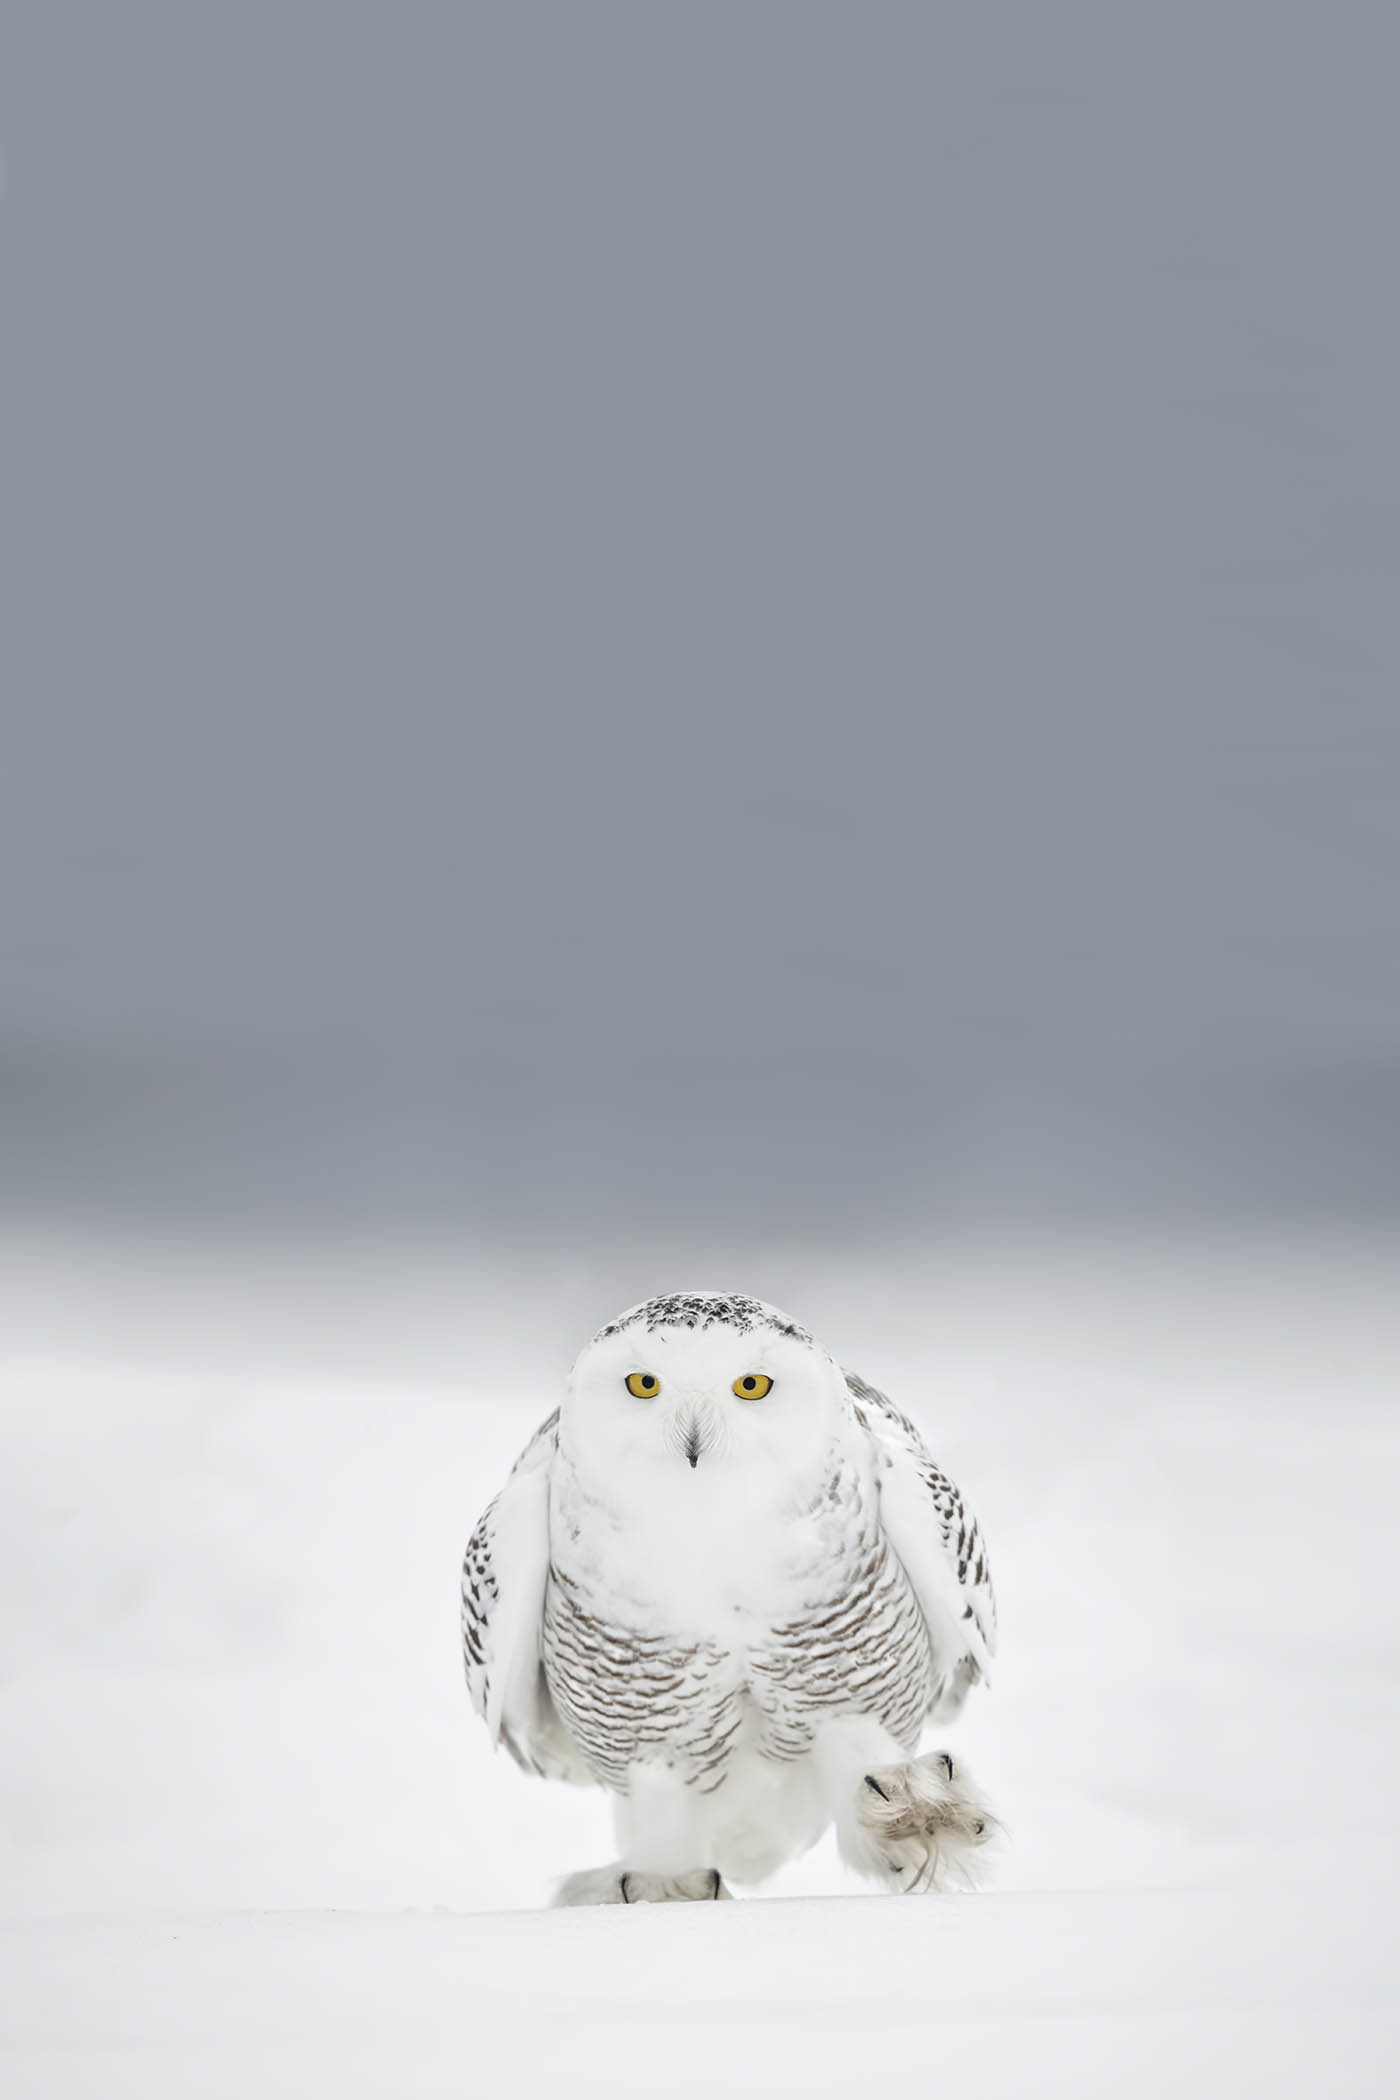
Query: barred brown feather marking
[[542, 1496, 934, 1786], [752, 1528, 932, 1756], [543, 1567, 741, 1790]]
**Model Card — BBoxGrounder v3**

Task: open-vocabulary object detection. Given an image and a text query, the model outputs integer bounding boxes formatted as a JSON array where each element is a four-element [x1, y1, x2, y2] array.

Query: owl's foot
[[852, 1750, 997, 1893], [552, 1864, 732, 1907]]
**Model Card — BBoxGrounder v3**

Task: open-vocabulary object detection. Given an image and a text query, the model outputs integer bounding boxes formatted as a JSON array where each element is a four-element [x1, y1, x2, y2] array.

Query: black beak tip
[[687, 1451, 699, 1469]]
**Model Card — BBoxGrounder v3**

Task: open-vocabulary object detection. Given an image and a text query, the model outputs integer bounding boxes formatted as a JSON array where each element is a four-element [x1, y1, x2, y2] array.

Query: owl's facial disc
[[564, 1293, 843, 1487]]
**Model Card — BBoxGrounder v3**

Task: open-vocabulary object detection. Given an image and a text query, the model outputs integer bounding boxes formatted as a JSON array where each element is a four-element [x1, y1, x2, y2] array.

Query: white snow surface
[[2, 1229, 1397, 2094]]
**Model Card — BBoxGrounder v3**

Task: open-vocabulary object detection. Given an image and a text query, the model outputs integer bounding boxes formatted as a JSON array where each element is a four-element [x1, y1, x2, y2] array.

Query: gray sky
[[2, 6, 1396, 1225]]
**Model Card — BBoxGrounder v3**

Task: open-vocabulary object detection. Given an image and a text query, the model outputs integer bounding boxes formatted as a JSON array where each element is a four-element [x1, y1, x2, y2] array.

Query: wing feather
[[846, 1369, 997, 1720], [460, 1409, 590, 1783]]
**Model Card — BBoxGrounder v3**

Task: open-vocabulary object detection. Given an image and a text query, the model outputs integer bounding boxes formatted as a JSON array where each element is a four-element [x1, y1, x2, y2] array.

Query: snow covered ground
[[2, 1227, 1397, 2093], [5, 1886, 1394, 2099]]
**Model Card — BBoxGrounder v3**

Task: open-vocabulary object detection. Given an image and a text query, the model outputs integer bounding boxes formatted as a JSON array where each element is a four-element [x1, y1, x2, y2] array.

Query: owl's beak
[[673, 1402, 713, 1469]]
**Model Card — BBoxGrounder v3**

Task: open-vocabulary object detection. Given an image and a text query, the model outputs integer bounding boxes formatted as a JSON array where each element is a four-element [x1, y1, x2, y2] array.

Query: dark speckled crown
[[594, 1292, 812, 1344]]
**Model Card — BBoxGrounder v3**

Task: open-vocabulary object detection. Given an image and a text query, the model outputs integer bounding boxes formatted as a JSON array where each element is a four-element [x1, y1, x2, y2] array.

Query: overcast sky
[[2, 6, 1395, 1227]]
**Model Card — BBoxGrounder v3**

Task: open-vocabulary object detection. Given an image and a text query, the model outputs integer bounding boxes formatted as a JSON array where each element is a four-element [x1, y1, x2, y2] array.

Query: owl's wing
[[460, 1408, 591, 1784], [846, 1369, 997, 1720]]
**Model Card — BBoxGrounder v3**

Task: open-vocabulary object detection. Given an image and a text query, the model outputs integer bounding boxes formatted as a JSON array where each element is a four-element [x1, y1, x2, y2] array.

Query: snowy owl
[[460, 1291, 997, 1903]]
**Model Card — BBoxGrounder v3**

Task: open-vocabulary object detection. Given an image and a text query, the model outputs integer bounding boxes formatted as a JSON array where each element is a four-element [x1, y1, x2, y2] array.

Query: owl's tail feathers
[[497, 1681, 596, 1785], [928, 1652, 984, 1721], [551, 1864, 733, 1907]]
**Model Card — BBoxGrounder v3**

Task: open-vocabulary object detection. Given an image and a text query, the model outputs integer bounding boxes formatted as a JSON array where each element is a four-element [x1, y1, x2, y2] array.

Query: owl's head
[[562, 1291, 847, 1487]]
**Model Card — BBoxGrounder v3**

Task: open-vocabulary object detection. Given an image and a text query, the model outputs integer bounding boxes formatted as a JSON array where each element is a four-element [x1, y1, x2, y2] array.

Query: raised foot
[[552, 1865, 732, 1907], [855, 1750, 997, 1893]]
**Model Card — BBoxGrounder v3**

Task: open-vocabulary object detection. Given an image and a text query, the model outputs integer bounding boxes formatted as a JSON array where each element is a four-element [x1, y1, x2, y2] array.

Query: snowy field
[[2, 1227, 1397, 2094]]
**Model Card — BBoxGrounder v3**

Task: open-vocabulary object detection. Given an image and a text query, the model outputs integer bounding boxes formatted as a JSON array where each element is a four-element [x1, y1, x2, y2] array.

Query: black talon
[[620, 1874, 635, 1903], [708, 1870, 722, 1899], [938, 1753, 955, 1781], [972, 1821, 985, 1836], [864, 1775, 890, 1801]]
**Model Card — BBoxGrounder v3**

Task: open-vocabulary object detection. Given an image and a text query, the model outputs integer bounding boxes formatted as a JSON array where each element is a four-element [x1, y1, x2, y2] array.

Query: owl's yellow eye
[[732, 1373, 773, 1399], [625, 1372, 661, 1399]]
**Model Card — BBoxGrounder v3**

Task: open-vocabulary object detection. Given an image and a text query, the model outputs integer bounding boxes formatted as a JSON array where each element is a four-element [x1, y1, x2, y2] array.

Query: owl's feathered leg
[[548, 1764, 741, 1905], [552, 1864, 731, 1906], [612, 1761, 717, 1876], [811, 1721, 997, 1892], [850, 1749, 998, 1892]]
